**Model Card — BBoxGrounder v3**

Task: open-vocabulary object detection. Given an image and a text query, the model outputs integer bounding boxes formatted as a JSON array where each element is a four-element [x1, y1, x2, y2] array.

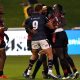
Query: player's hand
[[47, 20, 55, 29], [30, 29, 37, 34], [0, 27, 4, 33]]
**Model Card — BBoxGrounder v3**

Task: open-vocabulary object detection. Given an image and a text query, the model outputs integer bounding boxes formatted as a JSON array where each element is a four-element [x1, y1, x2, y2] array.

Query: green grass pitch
[[3, 55, 80, 80]]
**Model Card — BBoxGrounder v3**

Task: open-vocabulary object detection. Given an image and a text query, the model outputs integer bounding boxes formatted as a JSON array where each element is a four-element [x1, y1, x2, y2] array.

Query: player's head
[[47, 6, 54, 14], [42, 5, 47, 14], [27, 6, 34, 16], [53, 4, 63, 13], [34, 4, 43, 13]]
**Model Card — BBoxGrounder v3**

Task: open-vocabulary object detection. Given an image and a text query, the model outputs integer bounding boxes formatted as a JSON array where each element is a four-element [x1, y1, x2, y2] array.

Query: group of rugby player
[[0, 0, 79, 79], [21, 0, 80, 80]]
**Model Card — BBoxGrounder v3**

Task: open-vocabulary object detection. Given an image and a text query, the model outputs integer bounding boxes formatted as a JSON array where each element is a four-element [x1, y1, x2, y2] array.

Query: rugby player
[[31, 5, 62, 79], [0, 5, 9, 79], [47, 4, 72, 79], [48, 4, 79, 79], [53, 4, 79, 79], [22, 4, 48, 79], [23, 4, 57, 79]]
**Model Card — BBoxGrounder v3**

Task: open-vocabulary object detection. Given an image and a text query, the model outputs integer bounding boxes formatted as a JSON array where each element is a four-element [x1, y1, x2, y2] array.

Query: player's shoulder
[[24, 17, 30, 24], [35, 13, 46, 20]]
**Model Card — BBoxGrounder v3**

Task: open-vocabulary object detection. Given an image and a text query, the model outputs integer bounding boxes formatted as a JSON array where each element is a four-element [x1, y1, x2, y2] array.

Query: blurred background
[[0, 0, 80, 29]]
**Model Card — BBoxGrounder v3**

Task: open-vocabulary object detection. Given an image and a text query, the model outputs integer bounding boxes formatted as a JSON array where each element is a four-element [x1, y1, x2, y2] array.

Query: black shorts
[[52, 31, 68, 48], [46, 34, 53, 46], [27, 40, 32, 51], [54, 48, 65, 60]]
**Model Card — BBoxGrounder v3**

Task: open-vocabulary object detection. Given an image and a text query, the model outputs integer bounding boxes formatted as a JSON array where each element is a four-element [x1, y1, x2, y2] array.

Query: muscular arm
[[57, 15, 66, 28], [23, 20, 31, 33], [23, 19, 36, 34], [46, 20, 56, 29], [46, 14, 66, 29]]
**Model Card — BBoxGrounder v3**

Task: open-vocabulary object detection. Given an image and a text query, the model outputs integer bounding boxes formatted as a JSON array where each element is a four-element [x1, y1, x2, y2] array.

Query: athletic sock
[[41, 54, 48, 73], [48, 60, 53, 72], [53, 57, 60, 75], [66, 56, 77, 73], [32, 59, 42, 78], [66, 65, 72, 74], [32, 54, 47, 78], [60, 59, 69, 77], [63, 69, 69, 77], [43, 66, 48, 73], [27, 59, 36, 75]]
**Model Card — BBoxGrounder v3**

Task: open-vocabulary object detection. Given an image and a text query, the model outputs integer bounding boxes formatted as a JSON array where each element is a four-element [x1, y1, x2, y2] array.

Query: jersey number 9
[[32, 20, 38, 30]]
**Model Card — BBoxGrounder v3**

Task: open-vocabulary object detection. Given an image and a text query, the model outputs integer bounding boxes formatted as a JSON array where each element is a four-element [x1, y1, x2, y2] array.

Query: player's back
[[28, 13, 47, 41]]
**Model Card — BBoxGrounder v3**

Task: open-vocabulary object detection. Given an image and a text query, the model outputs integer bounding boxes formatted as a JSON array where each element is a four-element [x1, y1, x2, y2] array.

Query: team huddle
[[21, 0, 80, 80], [0, 0, 79, 79]]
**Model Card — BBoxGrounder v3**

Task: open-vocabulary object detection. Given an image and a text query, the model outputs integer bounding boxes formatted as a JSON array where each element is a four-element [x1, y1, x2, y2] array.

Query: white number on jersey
[[32, 20, 38, 30]]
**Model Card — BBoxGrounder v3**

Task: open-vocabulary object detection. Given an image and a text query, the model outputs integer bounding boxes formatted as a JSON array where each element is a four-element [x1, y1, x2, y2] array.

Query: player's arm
[[23, 19, 36, 34], [58, 15, 66, 28], [3, 26, 8, 31], [22, 20, 31, 33], [46, 20, 55, 29], [46, 17, 56, 29], [1, 19, 8, 31], [0, 26, 8, 34], [43, 13, 55, 29]]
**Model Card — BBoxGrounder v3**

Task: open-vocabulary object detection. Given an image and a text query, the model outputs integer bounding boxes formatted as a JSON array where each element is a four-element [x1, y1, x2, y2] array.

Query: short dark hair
[[57, 4, 63, 12], [27, 7, 34, 16], [34, 4, 42, 12], [53, 4, 65, 14]]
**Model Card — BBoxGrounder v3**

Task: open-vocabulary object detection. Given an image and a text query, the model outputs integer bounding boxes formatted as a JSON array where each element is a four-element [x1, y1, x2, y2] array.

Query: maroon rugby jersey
[[48, 12, 66, 29], [54, 12, 66, 28], [0, 18, 5, 44]]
